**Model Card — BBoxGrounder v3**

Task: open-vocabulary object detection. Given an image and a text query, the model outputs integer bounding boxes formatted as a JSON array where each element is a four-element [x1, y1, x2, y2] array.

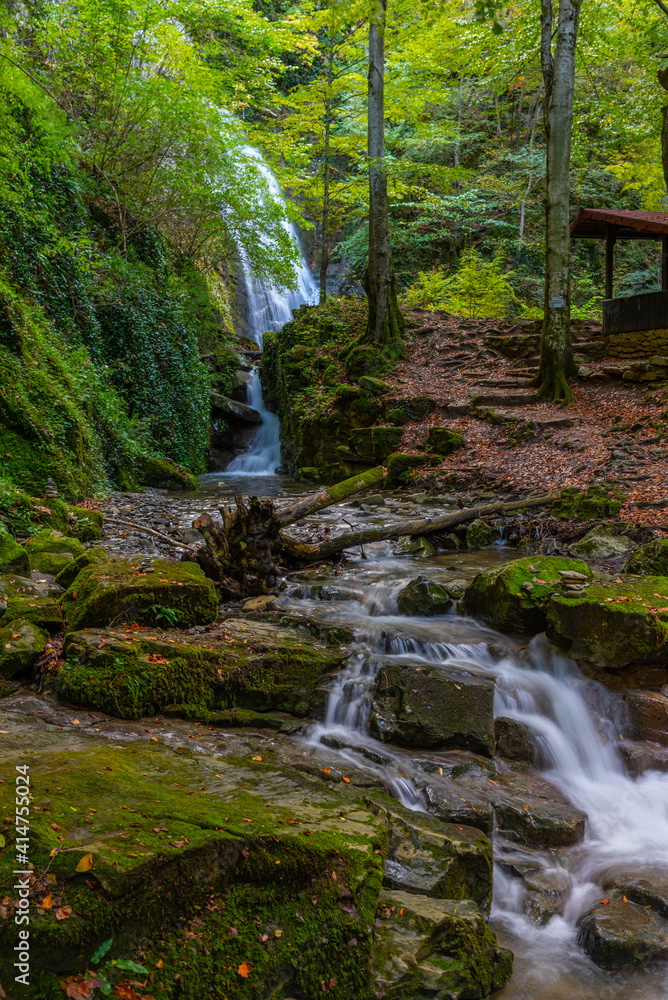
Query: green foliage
[[404, 248, 521, 319]]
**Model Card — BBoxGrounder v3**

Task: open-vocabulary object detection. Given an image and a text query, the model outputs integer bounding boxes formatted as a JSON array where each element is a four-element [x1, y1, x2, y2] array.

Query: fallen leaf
[[323, 768, 330, 774], [601, 899, 610, 905], [342, 776, 350, 784], [251, 756, 263, 761], [56, 906, 72, 920], [75, 853, 94, 873], [274, 929, 283, 938], [41, 892, 53, 909], [238, 960, 252, 978]]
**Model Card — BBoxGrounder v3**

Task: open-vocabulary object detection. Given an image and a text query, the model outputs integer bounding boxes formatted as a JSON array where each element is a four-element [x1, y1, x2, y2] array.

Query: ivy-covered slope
[[0, 95, 230, 498]]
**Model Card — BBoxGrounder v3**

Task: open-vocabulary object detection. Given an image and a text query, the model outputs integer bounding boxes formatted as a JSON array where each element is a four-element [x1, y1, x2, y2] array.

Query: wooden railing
[[603, 290, 668, 336]]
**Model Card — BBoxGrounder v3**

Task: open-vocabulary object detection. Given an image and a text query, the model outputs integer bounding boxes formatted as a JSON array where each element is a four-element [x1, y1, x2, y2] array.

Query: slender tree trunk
[[535, 0, 582, 404], [518, 97, 540, 250], [319, 41, 334, 305], [363, 0, 404, 359]]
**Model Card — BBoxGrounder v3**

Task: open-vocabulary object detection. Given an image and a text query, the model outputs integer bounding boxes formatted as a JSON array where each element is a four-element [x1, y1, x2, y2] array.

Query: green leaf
[[91, 937, 113, 964], [114, 959, 149, 974]]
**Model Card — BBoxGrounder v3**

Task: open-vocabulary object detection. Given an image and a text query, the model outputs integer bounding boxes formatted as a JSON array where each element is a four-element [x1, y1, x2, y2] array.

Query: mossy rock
[[343, 344, 380, 378], [0, 524, 29, 573], [135, 454, 198, 490], [24, 530, 85, 574], [397, 576, 452, 616], [0, 617, 48, 678], [295, 467, 324, 483], [426, 426, 465, 455], [387, 453, 427, 481], [55, 618, 346, 718], [60, 558, 219, 630], [1, 593, 63, 633], [334, 383, 363, 403], [371, 425, 404, 463], [358, 375, 391, 395], [547, 576, 668, 668], [463, 556, 593, 633], [552, 486, 624, 520], [0, 487, 69, 536], [465, 518, 500, 549], [65, 505, 104, 541], [0, 677, 19, 697], [373, 890, 513, 998], [54, 546, 110, 590], [568, 524, 634, 559], [0, 736, 386, 999], [349, 397, 381, 428], [624, 538, 668, 576]]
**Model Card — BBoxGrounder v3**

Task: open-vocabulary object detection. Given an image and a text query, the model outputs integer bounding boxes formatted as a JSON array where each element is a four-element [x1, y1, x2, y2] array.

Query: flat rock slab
[[578, 896, 668, 968], [603, 872, 668, 919], [620, 739, 668, 776], [547, 577, 668, 668], [492, 792, 586, 848], [210, 391, 261, 423], [369, 658, 496, 756], [373, 889, 513, 999], [61, 558, 219, 630], [469, 392, 539, 408], [623, 690, 668, 746]]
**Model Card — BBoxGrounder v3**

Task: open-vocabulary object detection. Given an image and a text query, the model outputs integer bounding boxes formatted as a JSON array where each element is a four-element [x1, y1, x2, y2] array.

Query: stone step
[[469, 392, 539, 408], [474, 379, 534, 389]]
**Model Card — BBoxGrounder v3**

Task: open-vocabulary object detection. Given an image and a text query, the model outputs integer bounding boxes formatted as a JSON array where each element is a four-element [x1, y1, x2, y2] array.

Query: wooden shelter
[[570, 209, 668, 343]]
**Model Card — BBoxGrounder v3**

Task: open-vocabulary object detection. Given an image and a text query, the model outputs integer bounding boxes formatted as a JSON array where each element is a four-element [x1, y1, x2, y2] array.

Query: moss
[[349, 397, 381, 428], [24, 529, 85, 574], [552, 485, 625, 520], [624, 538, 668, 576], [387, 453, 427, 481], [0, 523, 28, 572], [547, 576, 668, 668], [465, 518, 500, 549], [0, 616, 48, 678], [135, 453, 198, 491], [343, 344, 381, 379], [66, 505, 104, 541], [335, 383, 363, 402], [2, 593, 62, 632], [426, 426, 464, 455], [464, 556, 593, 633], [295, 466, 323, 482], [371, 426, 404, 462], [61, 559, 219, 631], [358, 376, 391, 394], [54, 546, 109, 589], [54, 619, 345, 718]]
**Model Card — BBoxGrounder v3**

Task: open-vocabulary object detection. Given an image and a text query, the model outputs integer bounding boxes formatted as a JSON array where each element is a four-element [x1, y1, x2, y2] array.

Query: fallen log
[[281, 493, 558, 562], [276, 466, 386, 526]]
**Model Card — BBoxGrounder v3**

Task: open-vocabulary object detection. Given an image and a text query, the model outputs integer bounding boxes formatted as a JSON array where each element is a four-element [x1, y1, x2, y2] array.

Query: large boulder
[[54, 545, 110, 589], [373, 890, 513, 999], [547, 577, 668, 668], [24, 529, 85, 574], [210, 391, 261, 424], [0, 617, 49, 679], [61, 558, 219, 630], [463, 556, 593, 633], [370, 659, 496, 756], [624, 538, 668, 576], [491, 791, 586, 849], [396, 576, 452, 616], [466, 518, 500, 549], [55, 618, 346, 718], [622, 690, 668, 745], [1, 593, 62, 632], [578, 896, 668, 968], [367, 797, 493, 914], [0, 525, 29, 573], [568, 524, 634, 559]]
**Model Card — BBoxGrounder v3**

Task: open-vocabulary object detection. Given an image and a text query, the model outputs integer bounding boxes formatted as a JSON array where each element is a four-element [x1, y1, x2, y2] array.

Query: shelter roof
[[571, 208, 668, 240]]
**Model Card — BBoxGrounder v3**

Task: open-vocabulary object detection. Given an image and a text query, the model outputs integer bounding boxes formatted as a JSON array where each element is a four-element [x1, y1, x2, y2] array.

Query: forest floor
[[386, 310, 668, 529]]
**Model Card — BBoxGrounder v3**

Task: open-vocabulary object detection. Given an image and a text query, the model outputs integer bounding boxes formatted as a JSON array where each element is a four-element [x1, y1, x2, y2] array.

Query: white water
[[296, 561, 668, 995], [225, 145, 317, 477]]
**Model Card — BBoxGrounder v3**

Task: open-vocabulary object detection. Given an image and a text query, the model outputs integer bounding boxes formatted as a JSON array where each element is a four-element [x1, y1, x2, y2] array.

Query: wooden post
[[662, 235, 668, 292], [605, 224, 615, 300]]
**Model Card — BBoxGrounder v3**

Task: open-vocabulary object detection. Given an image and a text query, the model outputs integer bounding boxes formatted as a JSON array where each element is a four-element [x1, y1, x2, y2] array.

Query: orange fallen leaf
[[251, 756, 263, 761], [238, 960, 252, 978], [41, 892, 53, 909], [342, 776, 350, 784], [75, 853, 94, 873], [150, 736, 158, 742], [56, 905, 72, 920], [601, 899, 610, 905], [623, 896, 629, 903], [323, 768, 330, 774]]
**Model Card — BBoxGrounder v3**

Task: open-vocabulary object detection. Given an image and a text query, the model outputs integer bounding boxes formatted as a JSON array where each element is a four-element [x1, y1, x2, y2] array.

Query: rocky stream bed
[[0, 475, 667, 1000]]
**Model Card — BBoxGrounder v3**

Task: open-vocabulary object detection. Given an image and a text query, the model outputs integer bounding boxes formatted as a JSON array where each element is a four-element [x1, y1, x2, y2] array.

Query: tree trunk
[[363, 0, 404, 360], [319, 40, 334, 305], [277, 466, 385, 525], [535, 0, 581, 404]]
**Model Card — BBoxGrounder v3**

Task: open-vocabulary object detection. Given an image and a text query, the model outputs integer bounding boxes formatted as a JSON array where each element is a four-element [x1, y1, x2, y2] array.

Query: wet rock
[[1, 593, 62, 633], [55, 618, 345, 719], [578, 895, 668, 968], [373, 889, 513, 999], [367, 797, 494, 913], [491, 792, 586, 848], [524, 868, 572, 925], [622, 690, 668, 746], [568, 525, 634, 559], [24, 529, 85, 575], [547, 577, 668, 668], [0, 525, 29, 573], [396, 535, 437, 557], [242, 594, 278, 612], [55, 545, 109, 589], [0, 618, 48, 678], [466, 518, 501, 549], [495, 716, 537, 764], [619, 740, 668, 776], [421, 778, 494, 833], [370, 659, 496, 756], [397, 576, 453, 616], [603, 872, 668, 919], [624, 538, 668, 576], [463, 556, 592, 633], [210, 391, 261, 423], [61, 558, 219, 630], [0, 677, 19, 697]]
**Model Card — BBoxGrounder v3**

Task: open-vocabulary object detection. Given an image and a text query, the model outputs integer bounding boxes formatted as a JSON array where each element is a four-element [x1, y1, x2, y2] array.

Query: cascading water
[[225, 145, 317, 477]]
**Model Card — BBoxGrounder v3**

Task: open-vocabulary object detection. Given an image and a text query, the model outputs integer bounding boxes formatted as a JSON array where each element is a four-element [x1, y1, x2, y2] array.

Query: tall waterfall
[[225, 146, 317, 476]]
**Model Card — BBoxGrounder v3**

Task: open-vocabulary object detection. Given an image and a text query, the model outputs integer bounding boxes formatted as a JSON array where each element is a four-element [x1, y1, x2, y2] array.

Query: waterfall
[[225, 145, 317, 476]]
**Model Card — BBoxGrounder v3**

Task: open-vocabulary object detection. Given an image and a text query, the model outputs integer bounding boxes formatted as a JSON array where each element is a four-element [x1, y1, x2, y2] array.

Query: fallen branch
[[276, 466, 386, 525], [104, 516, 196, 553]]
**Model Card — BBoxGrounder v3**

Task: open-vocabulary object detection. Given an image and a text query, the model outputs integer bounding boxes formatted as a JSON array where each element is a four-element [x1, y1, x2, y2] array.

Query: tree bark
[[277, 466, 385, 525], [363, 0, 404, 360], [319, 38, 334, 305], [535, 0, 581, 404]]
